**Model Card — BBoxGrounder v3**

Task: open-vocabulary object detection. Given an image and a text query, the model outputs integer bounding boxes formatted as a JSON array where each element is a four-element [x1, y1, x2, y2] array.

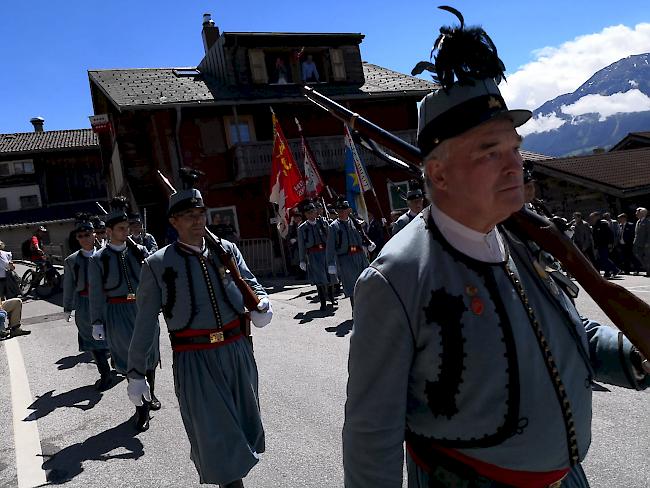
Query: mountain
[[520, 53, 650, 156]]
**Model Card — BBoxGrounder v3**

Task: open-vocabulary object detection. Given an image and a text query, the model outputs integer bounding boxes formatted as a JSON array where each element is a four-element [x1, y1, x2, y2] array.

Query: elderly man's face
[[425, 119, 524, 232]]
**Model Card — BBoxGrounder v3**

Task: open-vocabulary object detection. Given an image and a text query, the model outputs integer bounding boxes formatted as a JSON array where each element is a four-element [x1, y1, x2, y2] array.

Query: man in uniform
[[63, 215, 113, 390], [392, 188, 425, 235], [298, 201, 337, 310], [128, 213, 158, 253], [88, 197, 160, 431], [92, 216, 108, 249], [127, 187, 273, 488], [326, 199, 369, 309], [343, 10, 649, 488]]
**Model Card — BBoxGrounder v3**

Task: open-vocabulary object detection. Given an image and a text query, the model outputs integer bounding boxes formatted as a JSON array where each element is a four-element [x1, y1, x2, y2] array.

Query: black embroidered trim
[[161, 266, 178, 319], [73, 262, 80, 288], [422, 288, 466, 419], [100, 251, 122, 291], [182, 252, 198, 329]]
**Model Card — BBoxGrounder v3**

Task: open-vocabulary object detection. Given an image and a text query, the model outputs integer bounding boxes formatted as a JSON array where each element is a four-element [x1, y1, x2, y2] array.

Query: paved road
[[0, 265, 648, 487]]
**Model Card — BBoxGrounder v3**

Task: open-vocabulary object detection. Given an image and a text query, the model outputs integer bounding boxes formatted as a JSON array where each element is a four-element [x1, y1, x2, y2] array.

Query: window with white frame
[[387, 180, 409, 211], [0, 159, 35, 176]]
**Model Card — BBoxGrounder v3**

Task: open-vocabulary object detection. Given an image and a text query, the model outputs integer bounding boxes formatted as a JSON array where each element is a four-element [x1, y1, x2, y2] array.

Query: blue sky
[[1, 0, 649, 134]]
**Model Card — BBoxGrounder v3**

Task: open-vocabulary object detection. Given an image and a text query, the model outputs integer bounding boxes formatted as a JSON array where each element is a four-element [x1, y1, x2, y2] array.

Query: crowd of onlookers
[[558, 208, 650, 279]]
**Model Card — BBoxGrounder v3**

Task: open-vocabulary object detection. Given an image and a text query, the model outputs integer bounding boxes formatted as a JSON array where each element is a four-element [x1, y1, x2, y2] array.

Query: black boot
[[220, 480, 244, 488], [327, 285, 338, 306], [134, 403, 150, 432], [92, 350, 112, 391], [317, 286, 327, 311], [146, 369, 161, 411]]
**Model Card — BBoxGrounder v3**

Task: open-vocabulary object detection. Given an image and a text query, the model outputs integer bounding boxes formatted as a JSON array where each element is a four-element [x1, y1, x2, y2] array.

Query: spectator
[[302, 55, 320, 82], [0, 297, 30, 338], [30, 226, 48, 262], [571, 212, 596, 266], [366, 212, 386, 260], [634, 207, 650, 276], [590, 211, 619, 278], [0, 240, 14, 300], [617, 213, 641, 275]]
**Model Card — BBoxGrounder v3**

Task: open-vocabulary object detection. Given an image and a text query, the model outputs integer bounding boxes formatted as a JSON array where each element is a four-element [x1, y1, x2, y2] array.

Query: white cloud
[[518, 112, 566, 136], [560, 89, 650, 121], [500, 23, 650, 111]]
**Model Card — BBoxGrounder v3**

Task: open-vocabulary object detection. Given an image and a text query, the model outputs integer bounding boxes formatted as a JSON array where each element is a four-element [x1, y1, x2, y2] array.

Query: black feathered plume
[[109, 196, 130, 212], [179, 166, 205, 190], [74, 212, 92, 223], [411, 5, 506, 90]]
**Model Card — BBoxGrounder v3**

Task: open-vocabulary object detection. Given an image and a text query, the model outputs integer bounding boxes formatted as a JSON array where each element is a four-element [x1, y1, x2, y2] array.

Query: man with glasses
[[63, 215, 113, 390]]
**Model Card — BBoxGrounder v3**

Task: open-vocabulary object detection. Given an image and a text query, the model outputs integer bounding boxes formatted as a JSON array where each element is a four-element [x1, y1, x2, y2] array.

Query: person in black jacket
[[616, 213, 641, 274], [590, 211, 619, 278]]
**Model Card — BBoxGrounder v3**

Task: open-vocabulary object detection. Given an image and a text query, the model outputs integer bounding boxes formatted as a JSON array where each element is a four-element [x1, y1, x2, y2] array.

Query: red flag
[[295, 118, 325, 199], [269, 113, 305, 237]]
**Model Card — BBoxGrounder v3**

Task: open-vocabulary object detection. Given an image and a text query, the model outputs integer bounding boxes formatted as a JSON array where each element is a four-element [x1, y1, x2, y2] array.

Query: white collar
[[429, 202, 506, 263], [108, 242, 126, 251], [81, 248, 95, 257], [307, 219, 317, 225], [178, 238, 205, 254]]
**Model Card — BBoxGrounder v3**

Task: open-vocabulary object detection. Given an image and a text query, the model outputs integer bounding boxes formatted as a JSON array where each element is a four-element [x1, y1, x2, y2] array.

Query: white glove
[[65, 311, 73, 323], [290, 238, 297, 245], [92, 323, 105, 341], [367, 241, 377, 253], [381, 218, 387, 226], [328, 265, 337, 275], [299, 261, 307, 271], [127, 377, 152, 406], [250, 298, 273, 328]]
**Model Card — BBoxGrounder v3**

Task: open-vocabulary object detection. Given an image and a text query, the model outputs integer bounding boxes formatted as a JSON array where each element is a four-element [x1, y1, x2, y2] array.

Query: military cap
[[303, 202, 317, 212], [406, 189, 424, 201], [334, 199, 351, 210], [128, 213, 142, 223], [74, 213, 94, 233], [168, 188, 205, 216]]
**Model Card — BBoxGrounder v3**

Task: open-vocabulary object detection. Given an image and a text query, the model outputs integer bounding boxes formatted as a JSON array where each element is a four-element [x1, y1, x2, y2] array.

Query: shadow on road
[[591, 382, 611, 392], [25, 377, 124, 421], [325, 319, 353, 337], [38, 419, 145, 484], [55, 352, 94, 370], [293, 308, 336, 324]]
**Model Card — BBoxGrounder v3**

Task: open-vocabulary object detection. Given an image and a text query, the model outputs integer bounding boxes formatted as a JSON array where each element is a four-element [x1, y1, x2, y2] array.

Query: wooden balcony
[[233, 130, 417, 180]]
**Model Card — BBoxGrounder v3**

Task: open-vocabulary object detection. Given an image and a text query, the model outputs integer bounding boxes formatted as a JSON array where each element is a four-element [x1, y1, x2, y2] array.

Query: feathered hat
[[413, 6, 531, 156], [168, 166, 206, 216], [74, 212, 94, 233], [106, 196, 130, 228]]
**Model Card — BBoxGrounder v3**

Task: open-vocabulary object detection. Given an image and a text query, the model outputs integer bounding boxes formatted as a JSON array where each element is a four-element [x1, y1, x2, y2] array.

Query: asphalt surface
[[0, 264, 648, 487]]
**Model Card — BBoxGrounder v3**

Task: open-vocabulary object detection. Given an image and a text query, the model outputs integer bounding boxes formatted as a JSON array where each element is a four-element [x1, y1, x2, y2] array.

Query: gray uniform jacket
[[297, 219, 331, 286], [344, 208, 648, 488], [131, 233, 159, 253], [127, 239, 267, 485], [392, 210, 417, 236], [63, 250, 108, 352], [326, 218, 369, 297]]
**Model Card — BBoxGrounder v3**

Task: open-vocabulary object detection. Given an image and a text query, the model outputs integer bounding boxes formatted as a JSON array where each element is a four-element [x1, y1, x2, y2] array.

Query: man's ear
[[425, 158, 447, 191]]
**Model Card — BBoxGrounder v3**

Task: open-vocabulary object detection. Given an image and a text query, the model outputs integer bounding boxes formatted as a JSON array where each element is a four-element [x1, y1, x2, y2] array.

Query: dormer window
[[248, 47, 347, 85]]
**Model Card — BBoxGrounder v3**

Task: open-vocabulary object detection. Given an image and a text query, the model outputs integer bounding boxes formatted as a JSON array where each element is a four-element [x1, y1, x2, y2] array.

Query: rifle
[[156, 171, 262, 314], [96, 202, 146, 263], [301, 86, 650, 360]]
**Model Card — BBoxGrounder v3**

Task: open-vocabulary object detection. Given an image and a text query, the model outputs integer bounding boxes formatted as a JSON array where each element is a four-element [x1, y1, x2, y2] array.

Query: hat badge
[[488, 97, 502, 109], [190, 197, 198, 204]]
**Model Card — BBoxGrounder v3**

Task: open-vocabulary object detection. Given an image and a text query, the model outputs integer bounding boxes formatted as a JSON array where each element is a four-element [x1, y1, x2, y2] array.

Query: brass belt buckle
[[209, 331, 224, 344], [127, 293, 136, 300]]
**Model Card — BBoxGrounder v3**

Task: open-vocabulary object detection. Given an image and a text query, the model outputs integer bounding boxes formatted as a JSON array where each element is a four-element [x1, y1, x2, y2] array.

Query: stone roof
[[0, 129, 98, 156], [88, 63, 436, 110], [535, 147, 650, 194]]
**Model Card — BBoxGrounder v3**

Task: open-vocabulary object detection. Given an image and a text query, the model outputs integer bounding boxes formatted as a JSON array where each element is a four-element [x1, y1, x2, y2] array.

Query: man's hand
[[92, 323, 105, 341], [328, 265, 337, 275], [65, 311, 73, 323], [299, 262, 307, 271], [367, 241, 377, 253], [127, 378, 152, 406], [251, 298, 273, 328]]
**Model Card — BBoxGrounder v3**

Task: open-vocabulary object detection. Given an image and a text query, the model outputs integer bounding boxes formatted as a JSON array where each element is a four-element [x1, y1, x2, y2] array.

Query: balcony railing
[[234, 130, 417, 180]]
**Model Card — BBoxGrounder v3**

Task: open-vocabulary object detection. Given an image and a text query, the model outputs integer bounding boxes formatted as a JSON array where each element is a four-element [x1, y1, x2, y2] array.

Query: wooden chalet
[[87, 14, 435, 243]]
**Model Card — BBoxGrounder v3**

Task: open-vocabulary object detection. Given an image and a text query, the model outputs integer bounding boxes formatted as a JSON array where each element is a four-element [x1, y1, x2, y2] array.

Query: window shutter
[[330, 48, 346, 81], [248, 49, 268, 84]]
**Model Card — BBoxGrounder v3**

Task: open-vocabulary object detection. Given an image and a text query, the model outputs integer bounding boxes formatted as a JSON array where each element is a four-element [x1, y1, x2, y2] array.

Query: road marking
[[4, 339, 47, 487]]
